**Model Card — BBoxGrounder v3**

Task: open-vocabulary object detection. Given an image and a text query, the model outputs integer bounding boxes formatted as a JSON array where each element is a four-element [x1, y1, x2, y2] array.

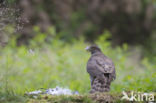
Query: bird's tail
[[90, 74, 110, 93]]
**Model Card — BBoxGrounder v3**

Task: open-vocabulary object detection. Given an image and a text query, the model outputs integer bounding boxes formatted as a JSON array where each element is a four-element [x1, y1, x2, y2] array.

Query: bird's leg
[[89, 76, 96, 93], [90, 76, 95, 86]]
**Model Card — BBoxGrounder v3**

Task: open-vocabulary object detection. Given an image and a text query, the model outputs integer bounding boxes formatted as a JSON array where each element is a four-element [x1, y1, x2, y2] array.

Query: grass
[[0, 33, 155, 102]]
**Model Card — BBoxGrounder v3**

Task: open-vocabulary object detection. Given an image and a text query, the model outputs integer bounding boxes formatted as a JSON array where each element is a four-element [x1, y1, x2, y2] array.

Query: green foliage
[[0, 32, 155, 102], [6, 0, 17, 4]]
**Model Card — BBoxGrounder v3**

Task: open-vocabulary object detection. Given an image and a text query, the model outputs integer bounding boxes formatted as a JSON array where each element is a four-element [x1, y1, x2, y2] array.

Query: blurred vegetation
[[0, 0, 156, 45], [0, 0, 156, 102], [0, 30, 155, 102]]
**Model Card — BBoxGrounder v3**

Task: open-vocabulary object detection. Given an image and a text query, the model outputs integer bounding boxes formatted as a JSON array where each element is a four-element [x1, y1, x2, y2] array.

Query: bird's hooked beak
[[85, 46, 90, 51]]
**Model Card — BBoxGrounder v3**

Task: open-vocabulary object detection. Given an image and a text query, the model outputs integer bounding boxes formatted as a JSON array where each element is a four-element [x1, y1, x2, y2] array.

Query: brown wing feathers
[[86, 45, 116, 93]]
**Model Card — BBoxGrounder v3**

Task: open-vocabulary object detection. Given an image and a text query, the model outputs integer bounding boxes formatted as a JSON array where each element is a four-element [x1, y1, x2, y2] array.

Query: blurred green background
[[0, 0, 156, 102]]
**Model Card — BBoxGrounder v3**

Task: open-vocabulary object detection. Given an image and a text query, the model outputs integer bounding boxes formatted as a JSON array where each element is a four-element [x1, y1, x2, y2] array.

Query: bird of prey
[[86, 45, 116, 93]]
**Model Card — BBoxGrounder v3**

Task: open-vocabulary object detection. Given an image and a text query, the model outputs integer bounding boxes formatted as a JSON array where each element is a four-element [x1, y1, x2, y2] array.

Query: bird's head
[[85, 45, 101, 54]]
